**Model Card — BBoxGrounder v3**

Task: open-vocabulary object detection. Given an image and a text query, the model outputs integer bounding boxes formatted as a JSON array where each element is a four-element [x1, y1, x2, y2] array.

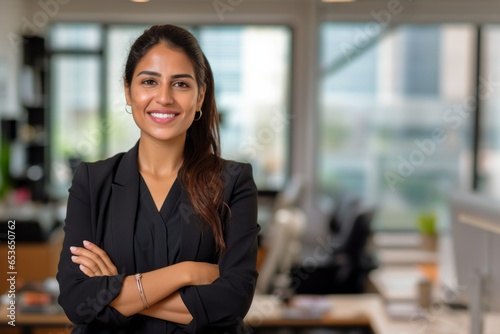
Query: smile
[[150, 113, 176, 119], [147, 111, 179, 124]]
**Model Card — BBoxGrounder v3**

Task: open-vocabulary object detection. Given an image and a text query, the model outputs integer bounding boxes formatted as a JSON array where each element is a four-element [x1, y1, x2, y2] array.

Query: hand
[[184, 262, 219, 286], [70, 240, 118, 277]]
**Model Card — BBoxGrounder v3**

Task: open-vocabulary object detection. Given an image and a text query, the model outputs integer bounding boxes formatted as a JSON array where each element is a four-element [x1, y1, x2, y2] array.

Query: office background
[[3, 0, 500, 236], [1, 0, 500, 332]]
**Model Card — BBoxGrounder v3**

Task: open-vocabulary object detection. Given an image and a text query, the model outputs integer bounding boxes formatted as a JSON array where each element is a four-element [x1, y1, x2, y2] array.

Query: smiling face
[[125, 43, 206, 144]]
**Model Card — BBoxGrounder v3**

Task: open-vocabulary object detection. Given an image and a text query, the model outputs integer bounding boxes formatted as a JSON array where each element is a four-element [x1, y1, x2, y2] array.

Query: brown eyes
[[140, 80, 189, 88]]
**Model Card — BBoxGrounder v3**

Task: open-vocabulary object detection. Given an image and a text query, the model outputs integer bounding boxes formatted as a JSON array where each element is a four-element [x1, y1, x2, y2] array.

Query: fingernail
[[70, 246, 76, 252], [83, 240, 90, 246], [71, 256, 77, 261]]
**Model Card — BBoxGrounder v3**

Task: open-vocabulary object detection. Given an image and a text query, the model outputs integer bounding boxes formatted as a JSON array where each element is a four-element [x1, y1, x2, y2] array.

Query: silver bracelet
[[135, 273, 150, 309]]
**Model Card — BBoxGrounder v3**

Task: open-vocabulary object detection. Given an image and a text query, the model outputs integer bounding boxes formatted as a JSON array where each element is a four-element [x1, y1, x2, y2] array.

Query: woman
[[57, 24, 260, 334]]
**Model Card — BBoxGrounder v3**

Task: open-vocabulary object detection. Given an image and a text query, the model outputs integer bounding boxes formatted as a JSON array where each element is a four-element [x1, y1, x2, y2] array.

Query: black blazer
[[57, 143, 260, 333]]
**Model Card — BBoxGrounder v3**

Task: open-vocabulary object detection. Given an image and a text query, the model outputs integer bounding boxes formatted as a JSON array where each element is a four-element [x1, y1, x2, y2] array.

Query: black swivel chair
[[291, 192, 378, 294]]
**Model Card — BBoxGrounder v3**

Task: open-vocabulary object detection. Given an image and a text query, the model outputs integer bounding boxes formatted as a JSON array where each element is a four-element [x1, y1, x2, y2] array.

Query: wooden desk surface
[[249, 294, 500, 334], [3, 312, 70, 326], [3, 294, 500, 334], [246, 294, 371, 328]]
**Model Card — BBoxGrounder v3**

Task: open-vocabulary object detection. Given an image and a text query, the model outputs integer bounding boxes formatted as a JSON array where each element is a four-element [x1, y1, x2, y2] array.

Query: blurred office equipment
[[22, 36, 48, 202], [2, 36, 49, 203], [291, 191, 377, 295], [450, 192, 500, 334], [256, 207, 306, 295], [256, 174, 303, 237], [256, 175, 305, 294], [272, 174, 303, 211]]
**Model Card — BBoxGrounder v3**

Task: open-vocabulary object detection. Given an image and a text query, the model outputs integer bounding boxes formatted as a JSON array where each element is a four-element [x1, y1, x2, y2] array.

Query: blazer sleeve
[[56, 163, 129, 326], [180, 163, 260, 333]]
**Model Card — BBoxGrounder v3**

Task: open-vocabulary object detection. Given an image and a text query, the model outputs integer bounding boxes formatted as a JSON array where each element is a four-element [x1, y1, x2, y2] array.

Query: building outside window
[[318, 23, 475, 231]]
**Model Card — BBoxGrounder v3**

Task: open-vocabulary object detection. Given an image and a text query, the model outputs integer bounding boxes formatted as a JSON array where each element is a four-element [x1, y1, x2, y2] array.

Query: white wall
[[0, 0, 26, 117]]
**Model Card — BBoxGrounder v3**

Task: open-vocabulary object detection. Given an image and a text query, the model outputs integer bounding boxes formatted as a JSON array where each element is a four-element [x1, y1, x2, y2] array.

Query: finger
[[71, 246, 111, 275], [79, 264, 97, 277], [72, 255, 102, 275], [83, 241, 118, 275], [73, 254, 114, 276], [83, 241, 115, 267]]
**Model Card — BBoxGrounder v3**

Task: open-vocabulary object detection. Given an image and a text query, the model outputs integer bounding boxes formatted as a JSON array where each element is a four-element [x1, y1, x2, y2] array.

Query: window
[[318, 23, 475, 230], [49, 24, 292, 196], [50, 23, 102, 51], [199, 26, 291, 189], [479, 25, 500, 200], [51, 55, 101, 162]]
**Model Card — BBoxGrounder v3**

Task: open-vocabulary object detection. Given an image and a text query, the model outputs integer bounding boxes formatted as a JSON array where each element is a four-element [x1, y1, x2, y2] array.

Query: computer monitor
[[450, 192, 500, 334], [256, 207, 306, 295]]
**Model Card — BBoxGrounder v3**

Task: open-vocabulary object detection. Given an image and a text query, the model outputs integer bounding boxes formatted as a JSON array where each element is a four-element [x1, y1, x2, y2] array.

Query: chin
[[151, 132, 187, 143]]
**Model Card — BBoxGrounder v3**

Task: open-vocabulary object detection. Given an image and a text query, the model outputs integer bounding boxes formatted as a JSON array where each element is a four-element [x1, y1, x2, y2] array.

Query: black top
[[56, 142, 260, 334], [135, 175, 181, 272], [127, 176, 183, 333]]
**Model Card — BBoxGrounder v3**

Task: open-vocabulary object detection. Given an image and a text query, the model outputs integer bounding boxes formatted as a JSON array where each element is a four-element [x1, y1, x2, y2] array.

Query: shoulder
[[71, 152, 126, 189], [219, 159, 257, 199], [221, 159, 253, 179], [84, 152, 126, 174]]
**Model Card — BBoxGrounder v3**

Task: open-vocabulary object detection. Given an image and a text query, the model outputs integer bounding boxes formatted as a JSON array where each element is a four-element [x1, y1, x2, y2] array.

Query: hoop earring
[[194, 110, 202, 121], [125, 105, 132, 114]]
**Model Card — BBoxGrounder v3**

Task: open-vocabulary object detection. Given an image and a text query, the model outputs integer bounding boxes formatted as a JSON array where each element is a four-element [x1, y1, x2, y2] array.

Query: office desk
[[2, 294, 500, 334], [247, 294, 371, 330], [250, 294, 500, 334], [372, 232, 423, 249], [369, 266, 427, 302], [376, 248, 437, 266], [368, 233, 500, 334], [1, 295, 373, 334], [0, 311, 71, 334]]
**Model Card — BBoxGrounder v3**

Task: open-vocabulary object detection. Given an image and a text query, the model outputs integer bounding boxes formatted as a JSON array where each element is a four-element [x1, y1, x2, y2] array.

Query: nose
[[156, 85, 174, 105]]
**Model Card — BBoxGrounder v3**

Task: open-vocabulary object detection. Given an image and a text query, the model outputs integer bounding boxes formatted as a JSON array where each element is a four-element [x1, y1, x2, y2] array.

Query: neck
[[137, 134, 185, 177]]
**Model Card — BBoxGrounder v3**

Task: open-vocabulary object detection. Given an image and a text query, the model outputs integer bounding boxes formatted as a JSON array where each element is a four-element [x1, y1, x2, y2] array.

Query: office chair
[[331, 205, 377, 292], [291, 192, 377, 294]]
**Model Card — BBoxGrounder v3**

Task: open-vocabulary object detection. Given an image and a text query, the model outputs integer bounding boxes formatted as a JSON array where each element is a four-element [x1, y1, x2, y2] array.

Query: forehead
[[135, 43, 196, 75]]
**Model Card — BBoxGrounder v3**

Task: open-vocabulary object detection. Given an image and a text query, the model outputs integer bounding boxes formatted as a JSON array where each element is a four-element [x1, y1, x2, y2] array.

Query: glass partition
[[318, 23, 475, 230]]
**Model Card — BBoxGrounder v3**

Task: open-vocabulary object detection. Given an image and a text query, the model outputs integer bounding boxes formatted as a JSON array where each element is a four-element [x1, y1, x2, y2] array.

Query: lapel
[[109, 143, 140, 274], [177, 186, 202, 262], [107, 141, 204, 270]]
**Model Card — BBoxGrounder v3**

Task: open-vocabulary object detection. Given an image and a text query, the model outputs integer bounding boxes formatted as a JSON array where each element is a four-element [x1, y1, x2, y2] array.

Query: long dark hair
[[124, 25, 227, 254]]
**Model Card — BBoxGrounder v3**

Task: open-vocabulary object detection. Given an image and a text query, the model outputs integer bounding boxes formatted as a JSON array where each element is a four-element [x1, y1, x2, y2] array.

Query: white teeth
[[150, 113, 175, 119]]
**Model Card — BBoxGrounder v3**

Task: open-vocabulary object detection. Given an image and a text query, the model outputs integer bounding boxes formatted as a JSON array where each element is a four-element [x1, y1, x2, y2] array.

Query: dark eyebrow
[[136, 71, 195, 81], [171, 73, 195, 80], [136, 70, 161, 77]]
